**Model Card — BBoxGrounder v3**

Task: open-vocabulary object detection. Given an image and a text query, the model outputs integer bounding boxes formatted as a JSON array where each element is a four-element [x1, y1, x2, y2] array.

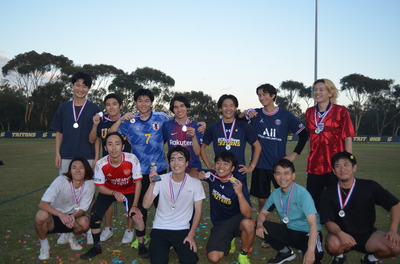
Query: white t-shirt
[[41, 176, 95, 215], [152, 172, 205, 230]]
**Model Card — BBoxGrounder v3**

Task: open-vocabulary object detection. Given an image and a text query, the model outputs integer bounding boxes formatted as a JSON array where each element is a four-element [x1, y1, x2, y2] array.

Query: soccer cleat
[[57, 233, 69, 245], [100, 227, 114, 242], [67, 233, 83, 250], [268, 250, 296, 264], [80, 246, 102, 260], [38, 245, 50, 260], [229, 238, 236, 253], [360, 254, 378, 264], [121, 229, 134, 244], [86, 229, 94, 245], [261, 241, 271, 248], [331, 255, 346, 264], [138, 244, 150, 258], [238, 253, 251, 264], [131, 235, 150, 248]]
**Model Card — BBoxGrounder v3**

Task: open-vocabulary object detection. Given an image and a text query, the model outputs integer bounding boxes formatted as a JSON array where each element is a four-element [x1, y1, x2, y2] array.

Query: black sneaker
[[331, 255, 346, 264], [80, 246, 102, 260], [138, 244, 150, 258], [360, 254, 378, 264], [268, 250, 296, 264]]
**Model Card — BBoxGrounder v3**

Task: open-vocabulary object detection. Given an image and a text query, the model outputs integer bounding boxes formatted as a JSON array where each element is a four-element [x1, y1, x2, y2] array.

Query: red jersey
[[305, 104, 355, 175], [94, 152, 142, 194]]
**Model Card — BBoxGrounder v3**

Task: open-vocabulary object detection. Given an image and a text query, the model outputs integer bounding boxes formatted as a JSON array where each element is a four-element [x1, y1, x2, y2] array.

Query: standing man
[[320, 152, 400, 264], [256, 159, 324, 264], [34, 158, 95, 260], [80, 132, 148, 260], [201, 151, 255, 264], [89, 93, 134, 244], [238, 84, 308, 211], [162, 95, 203, 176], [143, 146, 206, 264], [200, 94, 261, 178]]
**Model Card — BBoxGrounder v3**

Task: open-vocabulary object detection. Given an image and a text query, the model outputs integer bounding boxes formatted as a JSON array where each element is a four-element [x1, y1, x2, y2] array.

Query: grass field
[[0, 139, 399, 264]]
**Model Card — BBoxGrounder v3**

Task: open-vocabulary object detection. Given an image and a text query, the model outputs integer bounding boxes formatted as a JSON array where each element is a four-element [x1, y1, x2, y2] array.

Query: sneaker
[[86, 229, 94, 245], [80, 246, 102, 260], [67, 233, 83, 251], [131, 235, 150, 248], [331, 255, 346, 264], [138, 244, 150, 258], [100, 227, 113, 242], [261, 241, 271, 248], [38, 245, 50, 260], [121, 229, 134, 244], [360, 254, 378, 264], [238, 253, 251, 264], [57, 233, 69, 245], [268, 250, 296, 264], [229, 238, 236, 253]]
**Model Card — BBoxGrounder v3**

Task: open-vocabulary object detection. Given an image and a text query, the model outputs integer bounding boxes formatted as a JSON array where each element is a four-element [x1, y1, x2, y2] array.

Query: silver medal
[[98, 111, 104, 117], [225, 144, 231, 150], [339, 210, 345, 217], [73, 122, 79, 129], [282, 216, 289, 224], [315, 128, 320, 134], [130, 118, 136, 124], [73, 204, 80, 211], [171, 204, 176, 210], [182, 125, 187, 132]]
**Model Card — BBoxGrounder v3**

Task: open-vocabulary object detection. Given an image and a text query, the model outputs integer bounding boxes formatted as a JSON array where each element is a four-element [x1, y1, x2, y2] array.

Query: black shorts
[[91, 192, 134, 220], [48, 215, 74, 234], [206, 214, 244, 255], [250, 168, 278, 199], [350, 230, 376, 253], [306, 172, 337, 210]]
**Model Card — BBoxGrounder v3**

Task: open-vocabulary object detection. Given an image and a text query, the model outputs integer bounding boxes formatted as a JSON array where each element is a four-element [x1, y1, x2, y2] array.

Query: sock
[[279, 246, 290, 253], [336, 254, 344, 258], [240, 249, 248, 255], [92, 232, 101, 247], [138, 242, 144, 247], [367, 254, 379, 262], [40, 238, 49, 247]]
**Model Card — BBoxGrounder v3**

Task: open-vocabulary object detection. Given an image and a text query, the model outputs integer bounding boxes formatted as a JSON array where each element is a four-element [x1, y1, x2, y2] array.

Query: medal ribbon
[[69, 181, 85, 206], [337, 179, 356, 210], [206, 171, 233, 182], [314, 103, 332, 130], [72, 100, 87, 124], [169, 173, 188, 205], [221, 119, 236, 146], [175, 118, 190, 128], [100, 112, 121, 122], [279, 182, 295, 218], [122, 196, 129, 213]]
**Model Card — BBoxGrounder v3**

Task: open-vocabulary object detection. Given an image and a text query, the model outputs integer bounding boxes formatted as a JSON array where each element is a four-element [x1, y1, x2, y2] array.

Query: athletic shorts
[[349, 230, 376, 253], [48, 215, 74, 234], [206, 214, 244, 255], [250, 168, 278, 198]]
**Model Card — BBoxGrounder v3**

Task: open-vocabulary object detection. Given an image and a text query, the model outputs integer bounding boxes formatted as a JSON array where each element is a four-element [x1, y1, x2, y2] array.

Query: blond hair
[[312, 79, 338, 104]]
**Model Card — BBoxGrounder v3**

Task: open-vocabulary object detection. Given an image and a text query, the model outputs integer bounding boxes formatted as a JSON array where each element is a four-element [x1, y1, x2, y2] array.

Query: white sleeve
[[41, 176, 63, 203], [94, 159, 106, 185], [78, 180, 95, 212], [193, 179, 206, 202]]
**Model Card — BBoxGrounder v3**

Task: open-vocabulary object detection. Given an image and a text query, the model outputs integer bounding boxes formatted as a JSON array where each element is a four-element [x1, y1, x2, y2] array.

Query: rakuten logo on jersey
[[169, 139, 193, 146]]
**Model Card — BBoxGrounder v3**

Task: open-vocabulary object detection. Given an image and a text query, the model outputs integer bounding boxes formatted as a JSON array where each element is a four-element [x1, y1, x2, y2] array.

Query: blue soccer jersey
[[249, 107, 305, 170], [162, 119, 203, 170], [118, 111, 170, 174], [203, 119, 257, 169]]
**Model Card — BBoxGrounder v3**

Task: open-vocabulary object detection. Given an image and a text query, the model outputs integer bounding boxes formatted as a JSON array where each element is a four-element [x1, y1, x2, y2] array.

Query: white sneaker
[[68, 233, 82, 251], [57, 233, 69, 245], [100, 227, 113, 242], [87, 229, 94, 245], [38, 245, 50, 260], [121, 229, 134, 244]]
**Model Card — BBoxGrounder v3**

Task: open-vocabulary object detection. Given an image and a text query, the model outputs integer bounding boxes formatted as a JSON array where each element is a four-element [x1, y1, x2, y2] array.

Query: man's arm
[[93, 137, 101, 167], [325, 221, 356, 248], [200, 143, 213, 169], [386, 202, 400, 249], [89, 114, 100, 143], [97, 185, 125, 202], [284, 129, 309, 161], [344, 137, 353, 153], [304, 214, 318, 264], [239, 140, 261, 174], [55, 132, 63, 169], [109, 113, 133, 133], [255, 208, 270, 238], [129, 180, 143, 218], [39, 201, 75, 228], [183, 200, 203, 252], [142, 172, 158, 209], [233, 180, 252, 218]]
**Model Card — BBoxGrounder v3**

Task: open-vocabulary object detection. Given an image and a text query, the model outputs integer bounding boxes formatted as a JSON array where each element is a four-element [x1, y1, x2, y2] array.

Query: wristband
[[112, 190, 116, 195]]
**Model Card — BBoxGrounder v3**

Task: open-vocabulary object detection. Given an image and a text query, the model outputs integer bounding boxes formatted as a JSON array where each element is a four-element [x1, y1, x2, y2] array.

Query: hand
[[197, 122, 206, 134], [113, 191, 125, 202], [122, 112, 134, 121], [284, 152, 298, 162], [129, 206, 143, 219], [238, 164, 254, 174], [55, 154, 61, 169], [338, 231, 356, 249], [186, 127, 196, 138], [59, 213, 75, 228], [196, 171, 207, 180], [245, 109, 258, 119], [255, 224, 267, 238], [93, 113, 101, 126], [303, 249, 315, 264], [385, 231, 400, 249], [232, 179, 243, 196], [149, 170, 159, 183], [183, 236, 197, 252]]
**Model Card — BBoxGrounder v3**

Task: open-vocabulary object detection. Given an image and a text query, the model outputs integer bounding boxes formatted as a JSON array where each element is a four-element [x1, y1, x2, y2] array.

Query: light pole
[[314, 0, 318, 82]]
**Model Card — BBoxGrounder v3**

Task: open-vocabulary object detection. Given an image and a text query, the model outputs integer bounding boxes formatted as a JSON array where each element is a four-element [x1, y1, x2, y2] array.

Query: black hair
[[273, 158, 295, 173], [134, 88, 154, 102], [169, 95, 191, 112], [104, 132, 125, 146], [71, 72, 92, 88], [104, 93, 123, 106], [167, 145, 190, 163], [217, 94, 239, 109], [214, 151, 238, 168], [64, 157, 94, 181], [256, 83, 277, 101], [331, 151, 357, 167]]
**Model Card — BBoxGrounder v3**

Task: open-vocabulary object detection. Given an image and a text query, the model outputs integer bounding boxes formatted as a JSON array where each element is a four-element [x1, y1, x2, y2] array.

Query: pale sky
[[1, 0, 399, 111]]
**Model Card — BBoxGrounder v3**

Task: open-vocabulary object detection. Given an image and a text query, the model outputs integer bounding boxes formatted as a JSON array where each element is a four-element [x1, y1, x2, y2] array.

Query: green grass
[[0, 139, 399, 263]]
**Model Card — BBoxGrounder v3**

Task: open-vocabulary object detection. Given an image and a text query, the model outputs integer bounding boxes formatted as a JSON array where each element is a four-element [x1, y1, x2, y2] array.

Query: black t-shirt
[[320, 178, 399, 236]]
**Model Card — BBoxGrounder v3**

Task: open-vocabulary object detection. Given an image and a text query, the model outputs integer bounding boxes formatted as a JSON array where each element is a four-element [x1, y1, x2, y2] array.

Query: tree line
[[1, 50, 399, 135]]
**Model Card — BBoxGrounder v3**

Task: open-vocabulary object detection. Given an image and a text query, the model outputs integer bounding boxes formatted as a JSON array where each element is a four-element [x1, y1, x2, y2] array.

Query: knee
[[89, 212, 102, 229], [241, 219, 255, 234], [207, 251, 223, 264], [325, 235, 342, 255], [75, 216, 90, 232], [35, 210, 50, 224]]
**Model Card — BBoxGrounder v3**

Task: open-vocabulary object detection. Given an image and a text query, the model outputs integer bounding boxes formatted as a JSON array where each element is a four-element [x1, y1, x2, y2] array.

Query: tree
[[340, 73, 392, 134], [278, 80, 308, 114], [2, 51, 73, 130], [0, 85, 25, 131]]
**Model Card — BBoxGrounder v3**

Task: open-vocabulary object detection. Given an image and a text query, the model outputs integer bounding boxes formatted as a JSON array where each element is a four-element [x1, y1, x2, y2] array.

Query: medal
[[130, 118, 136, 123], [73, 204, 80, 211], [73, 122, 79, 129], [338, 210, 345, 217], [70, 181, 85, 212], [280, 182, 295, 225], [221, 119, 236, 151], [314, 104, 331, 135], [71, 100, 87, 129], [225, 144, 231, 150], [169, 173, 187, 211], [282, 217, 289, 224], [182, 125, 187, 132], [98, 111, 104, 117], [171, 204, 176, 210]]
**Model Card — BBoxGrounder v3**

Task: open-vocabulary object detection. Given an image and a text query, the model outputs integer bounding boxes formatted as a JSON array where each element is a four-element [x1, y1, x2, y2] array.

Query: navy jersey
[[162, 119, 203, 170], [119, 111, 171, 174], [249, 107, 305, 170]]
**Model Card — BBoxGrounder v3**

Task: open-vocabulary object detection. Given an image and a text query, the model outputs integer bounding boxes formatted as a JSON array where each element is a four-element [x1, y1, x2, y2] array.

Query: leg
[[207, 251, 225, 264], [73, 216, 90, 235], [104, 204, 113, 229], [35, 210, 54, 240], [325, 233, 351, 256], [239, 219, 255, 252], [365, 231, 400, 259], [173, 230, 199, 264], [149, 229, 171, 264], [306, 173, 324, 211]]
